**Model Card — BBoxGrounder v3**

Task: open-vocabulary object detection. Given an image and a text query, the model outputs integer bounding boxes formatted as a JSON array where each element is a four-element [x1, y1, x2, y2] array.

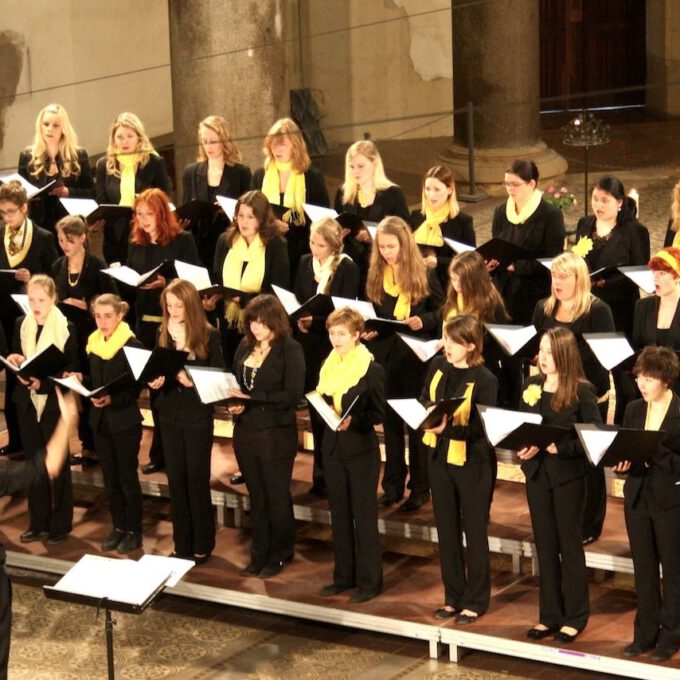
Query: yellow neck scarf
[[317, 343, 373, 414], [86, 321, 135, 360], [21, 305, 70, 421], [357, 187, 375, 208], [442, 298, 462, 334], [4, 219, 33, 267], [505, 189, 542, 225], [261, 160, 306, 225], [673, 231, 680, 249], [222, 234, 266, 329], [383, 265, 411, 320], [118, 153, 140, 206], [414, 205, 449, 247]]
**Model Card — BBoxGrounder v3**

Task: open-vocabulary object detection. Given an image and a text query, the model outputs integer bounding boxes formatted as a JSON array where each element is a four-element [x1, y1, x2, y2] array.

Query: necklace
[[242, 343, 270, 390], [7, 221, 28, 257]]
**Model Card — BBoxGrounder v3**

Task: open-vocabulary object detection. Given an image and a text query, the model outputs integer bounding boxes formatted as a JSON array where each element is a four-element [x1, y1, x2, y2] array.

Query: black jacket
[[182, 161, 252, 204], [633, 295, 680, 351], [252, 166, 330, 208], [334, 185, 410, 222], [96, 153, 171, 205]]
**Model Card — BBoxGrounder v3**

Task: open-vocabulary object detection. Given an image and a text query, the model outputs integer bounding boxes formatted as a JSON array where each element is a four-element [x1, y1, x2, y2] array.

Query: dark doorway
[[539, 0, 647, 110]]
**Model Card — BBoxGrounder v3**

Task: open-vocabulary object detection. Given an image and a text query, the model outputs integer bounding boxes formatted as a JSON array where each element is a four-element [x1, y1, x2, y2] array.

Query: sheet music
[[137, 554, 194, 588], [215, 195, 237, 220], [102, 265, 144, 287], [397, 334, 442, 362], [365, 224, 378, 240], [444, 237, 476, 253], [185, 367, 240, 404], [11, 293, 30, 316], [485, 324, 537, 356], [175, 260, 212, 290], [272, 285, 302, 315], [574, 424, 618, 466], [478, 405, 543, 447], [331, 296, 376, 319], [123, 346, 151, 381], [59, 197, 99, 217], [306, 391, 358, 431], [51, 375, 102, 398], [302, 202, 338, 223], [537, 258, 554, 270], [387, 398, 431, 430], [0, 172, 40, 198], [618, 266, 655, 295], [583, 333, 634, 371]]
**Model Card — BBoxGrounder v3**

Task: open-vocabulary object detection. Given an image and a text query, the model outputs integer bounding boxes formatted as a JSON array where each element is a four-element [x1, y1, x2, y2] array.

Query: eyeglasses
[[0, 208, 20, 218]]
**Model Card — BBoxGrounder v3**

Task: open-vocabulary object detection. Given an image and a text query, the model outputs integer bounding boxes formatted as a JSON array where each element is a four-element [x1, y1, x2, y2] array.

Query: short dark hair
[[506, 159, 539, 183], [443, 314, 484, 367], [243, 294, 291, 344], [633, 346, 680, 386], [0, 180, 28, 206], [592, 175, 637, 222]]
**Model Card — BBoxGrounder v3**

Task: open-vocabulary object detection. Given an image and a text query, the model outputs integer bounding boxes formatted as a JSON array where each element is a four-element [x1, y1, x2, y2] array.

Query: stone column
[[168, 0, 296, 200], [440, 0, 567, 185]]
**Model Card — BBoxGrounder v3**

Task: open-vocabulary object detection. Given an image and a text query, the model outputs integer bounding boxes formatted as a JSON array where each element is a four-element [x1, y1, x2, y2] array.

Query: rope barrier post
[[457, 101, 487, 203]]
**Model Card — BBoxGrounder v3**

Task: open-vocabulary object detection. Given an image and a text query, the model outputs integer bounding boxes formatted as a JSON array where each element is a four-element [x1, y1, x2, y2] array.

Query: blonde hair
[[27, 274, 57, 299], [341, 140, 395, 206], [197, 115, 241, 165], [671, 180, 680, 233], [420, 166, 460, 218], [365, 216, 429, 305], [310, 217, 345, 294], [543, 252, 594, 321], [326, 307, 365, 337], [90, 293, 130, 318], [105, 112, 157, 177], [262, 118, 311, 174], [27, 104, 81, 179]]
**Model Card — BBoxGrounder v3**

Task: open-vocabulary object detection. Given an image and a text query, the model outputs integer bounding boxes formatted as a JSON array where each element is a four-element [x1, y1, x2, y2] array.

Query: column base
[[439, 141, 568, 186]]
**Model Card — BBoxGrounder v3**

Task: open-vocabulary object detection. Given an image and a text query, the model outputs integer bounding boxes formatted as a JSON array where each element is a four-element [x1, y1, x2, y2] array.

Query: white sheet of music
[[50, 554, 174, 606], [331, 296, 376, 319], [574, 424, 618, 466], [175, 260, 212, 290], [366, 224, 378, 240], [11, 293, 30, 316], [0, 172, 45, 199], [272, 285, 302, 316], [485, 324, 537, 356], [306, 390, 357, 431], [537, 258, 553, 270], [137, 554, 194, 588], [478, 405, 543, 447], [215, 195, 237, 221], [387, 398, 430, 430], [59, 197, 99, 217], [302, 202, 338, 223], [102, 265, 144, 287], [51, 375, 101, 398], [618, 266, 655, 295], [0, 344, 55, 373], [397, 334, 441, 362], [583, 333, 634, 371], [123, 346, 151, 381], [186, 367, 240, 404], [444, 237, 476, 253]]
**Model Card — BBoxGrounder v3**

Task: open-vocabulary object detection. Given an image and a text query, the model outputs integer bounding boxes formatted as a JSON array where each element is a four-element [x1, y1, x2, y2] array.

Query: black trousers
[[429, 451, 492, 614], [161, 417, 215, 557], [382, 408, 428, 498], [309, 408, 326, 490], [18, 405, 73, 536], [137, 320, 164, 468], [234, 423, 297, 568], [323, 447, 382, 594], [3, 370, 22, 451], [625, 485, 680, 650], [93, 420, 143, 534], [0, 566, 9, 680], [526, 463, 589, 631]]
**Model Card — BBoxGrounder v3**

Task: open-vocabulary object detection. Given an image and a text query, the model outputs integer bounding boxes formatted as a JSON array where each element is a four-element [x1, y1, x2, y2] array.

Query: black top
[[320, 361, 385, 458], [518, 375, 601, 484], [233, 335, 305, 430], [18, 147, 95, 235], [334, 185, 410, 222], [252, 165, 330, 210], [95, 154, 171, 206], [155, 327, 224, 424], [622, 394, 680, 510], [532, 297, 615, 397], [664, 219, 678, 248], [420, 359, 498, 466], [491, 199, 565, 325], [633, 295, 680, 351]]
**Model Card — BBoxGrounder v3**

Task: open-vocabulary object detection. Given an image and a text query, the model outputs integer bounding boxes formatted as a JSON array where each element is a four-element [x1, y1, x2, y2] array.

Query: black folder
[[498, 422, 570, 451], [126, 347, 189, 382], [575, 423, 666, 467], [86, 204, 133, 225], [290, 294, 334, 320], [336, 212, 368, 237], [57, 301, 90, 324], [175, 199, 215, 224], [420, 397, 467, 430], [365, 317, 410, 335], [50, 372, 132, 398], [589, 263, 625, 281], [476, 238, 530, 269], [0, 344, 66, 380]]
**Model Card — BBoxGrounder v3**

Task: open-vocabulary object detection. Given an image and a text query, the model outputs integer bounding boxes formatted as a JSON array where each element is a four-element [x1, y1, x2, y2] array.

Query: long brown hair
[[443, 251, 508, 322], [540, 327, 586, 411], [226, 190, 280, 247], [365, 216, 430, 305], [130, 189, 181, 246], [158, 280, 212, 360], [262, 118, 311, 174]]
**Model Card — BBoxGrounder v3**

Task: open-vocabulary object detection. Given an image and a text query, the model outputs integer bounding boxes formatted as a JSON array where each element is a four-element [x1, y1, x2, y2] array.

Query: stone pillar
[[440, 0, 567, 185], [168, 0, 296, 201]]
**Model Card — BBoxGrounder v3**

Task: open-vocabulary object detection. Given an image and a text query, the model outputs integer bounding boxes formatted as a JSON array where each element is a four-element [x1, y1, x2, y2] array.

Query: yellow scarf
[[317, 343, 373, 414], [4, 218, 33, 267], [20, 305, 70, 421], [222, 234, 266, 329], [505, 189, 542, 225], [414, 205, 449, 247], [118, 153, 140, 206], [442, 299, 461, 334], [383, 265, 411, 320], [86, 320, 135, 360], [261, 160, 306, 225], [673, 231, 680, 249], [357, 188, 375, 208]]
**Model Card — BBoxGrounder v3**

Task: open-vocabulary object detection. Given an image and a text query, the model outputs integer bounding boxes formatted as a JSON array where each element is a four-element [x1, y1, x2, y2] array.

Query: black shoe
[[81, 456, 98, 468], [378, 493, 402, 508], [46, 533, 68, 545], [554, 629, 580, 644], [527, 626, 557, 640], [69, 455, 84, 466], [0, 445, 22, 457], [142, 463, 163, 475], [193, 553, 211, 566], [455, 612, 479, 625], [349, 589, 380, 604], [622, 641, 655, 657], [259, 560, 287, 578], [434, 606, 457, 620], [399, 493, 430, 512], [229, 472, 245, 485], [320, 583, 353, 597], [20, 530, 46, 543], [650, 646, 677, 662], [240, 562, 263, 577], [116, 532, 142, 554], [582, 535, 598, 545], [101, 529, 126, 551]]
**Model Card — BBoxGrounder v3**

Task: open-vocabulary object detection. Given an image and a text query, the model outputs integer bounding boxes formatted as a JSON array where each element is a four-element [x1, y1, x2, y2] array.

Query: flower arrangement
[[543, 185, 577, 213], [522, 383, 542, 407], [572, 236, 594, 258]]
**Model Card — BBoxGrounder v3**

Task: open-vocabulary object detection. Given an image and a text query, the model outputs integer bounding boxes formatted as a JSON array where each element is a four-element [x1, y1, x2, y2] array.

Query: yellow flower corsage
[[522, 384, 542, 407], [572, 236, 593, 258]]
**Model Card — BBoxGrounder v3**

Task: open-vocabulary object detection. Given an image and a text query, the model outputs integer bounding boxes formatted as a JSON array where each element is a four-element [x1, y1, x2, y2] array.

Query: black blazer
[[320, 361, 385, 457], [213, 233, 290, 292], [491, 199, 565, 325], [233, 335, 305, 430], [519, 376, 602, 484], [334, 185, 410, 222], [18, 148, 95, 234], [420, 359, 498, 466], [632, 295, 680, 351], [96, 153, 171, 205], [252, 166, 330, 208], [182, 161, 252, 204], [532, 297, 615, 397], [294, 255, 360, 305], [155, 327, 224, 424], [664, 219, 678, 248], [622, 395, 680, 510], [88, 337, 143, 434]]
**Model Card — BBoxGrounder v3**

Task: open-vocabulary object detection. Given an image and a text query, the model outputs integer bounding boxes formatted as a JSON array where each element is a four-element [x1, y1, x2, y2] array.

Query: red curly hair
[[648, 247, 680, 279], [130, 188, 180, 246]]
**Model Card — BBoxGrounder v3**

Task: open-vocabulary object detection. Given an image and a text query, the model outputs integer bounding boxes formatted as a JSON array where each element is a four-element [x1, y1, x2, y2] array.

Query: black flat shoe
[[81, 456, 98, 467], [349, 589, 380, 604], [622, 641, 655, 657], [527, 626, 557, 640], [142, 463, 164, 475], [455, 612, 479, 625], [101, 528, 126, 552], [554, 629, 580, 644], [0, 445, 22, 457], [240, 562, 263, 577], [320, 583, 353, 597], [229, 472, 245, 485], [116, 532, 142, 554], [193, 553, 211, 566], [650, 646, 677, 662], [20, 530, 46, 543], [46, 533, 68, 545], [69, 455, 83, 466], [399, 493, 430, 512], [378, 494, 402, 508], [434, 606, 457, 620], [259, 560, 287, 578]]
